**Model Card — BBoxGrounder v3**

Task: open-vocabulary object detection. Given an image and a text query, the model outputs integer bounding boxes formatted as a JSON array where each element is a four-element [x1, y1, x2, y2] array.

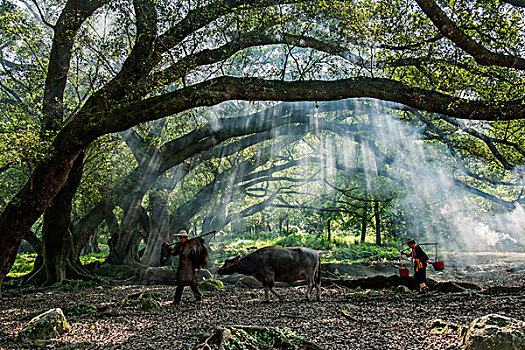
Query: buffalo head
[[217, 256, 241, 275]]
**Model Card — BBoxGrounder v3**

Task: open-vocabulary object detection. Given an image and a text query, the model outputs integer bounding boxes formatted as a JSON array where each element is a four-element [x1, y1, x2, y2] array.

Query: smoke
[[360, 100, 525, 252], [440, 204, 520, 251], [315, 98, 525, 252]]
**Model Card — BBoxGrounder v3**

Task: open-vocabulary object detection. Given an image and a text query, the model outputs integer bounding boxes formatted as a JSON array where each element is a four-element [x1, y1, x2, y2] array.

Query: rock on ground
[[462, 313, 525, 350], [17, 308, 70, 344]]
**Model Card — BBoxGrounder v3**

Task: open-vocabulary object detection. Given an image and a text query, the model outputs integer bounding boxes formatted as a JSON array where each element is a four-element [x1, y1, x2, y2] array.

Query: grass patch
[[210, 233, 403, 265], [8, 245, 109, 278], [7, 252, 36, 278]]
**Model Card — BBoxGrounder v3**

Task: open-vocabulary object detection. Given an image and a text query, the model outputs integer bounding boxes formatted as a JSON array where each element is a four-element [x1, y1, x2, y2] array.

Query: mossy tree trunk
[[140, 194, 170, 267], [30, 154, 94, 285]]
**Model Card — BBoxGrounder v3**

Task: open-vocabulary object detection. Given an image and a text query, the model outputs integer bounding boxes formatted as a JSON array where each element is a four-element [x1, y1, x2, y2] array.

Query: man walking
[[169, 230, 209, 304]]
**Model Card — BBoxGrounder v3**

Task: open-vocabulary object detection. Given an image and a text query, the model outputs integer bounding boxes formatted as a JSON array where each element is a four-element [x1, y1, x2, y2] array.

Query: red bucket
[[399, 264, 410, 277], [432, 261, 445, 271]]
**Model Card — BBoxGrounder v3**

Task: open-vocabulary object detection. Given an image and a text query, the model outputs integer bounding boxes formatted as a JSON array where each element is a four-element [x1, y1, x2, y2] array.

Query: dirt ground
[[1, 252, 524, 350]]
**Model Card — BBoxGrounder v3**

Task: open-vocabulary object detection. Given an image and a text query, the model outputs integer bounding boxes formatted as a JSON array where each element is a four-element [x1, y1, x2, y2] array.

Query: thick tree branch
[[415, 0, 525, 69], [501, 0, 525, 7], [146, 31, 369, 92], [42, 0, 110, 133], [86, 76, 525, 142]]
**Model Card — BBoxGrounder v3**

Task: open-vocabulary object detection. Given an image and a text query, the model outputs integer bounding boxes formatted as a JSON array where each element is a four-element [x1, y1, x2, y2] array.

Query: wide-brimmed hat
[[174, 230, 189, 238], [406, 238, 416, 245]]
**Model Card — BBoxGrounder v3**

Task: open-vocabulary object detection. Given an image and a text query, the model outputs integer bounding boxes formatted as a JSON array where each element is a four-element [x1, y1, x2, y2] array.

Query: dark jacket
[[171, 237, 209, 285], [408, 245, 429, 271]]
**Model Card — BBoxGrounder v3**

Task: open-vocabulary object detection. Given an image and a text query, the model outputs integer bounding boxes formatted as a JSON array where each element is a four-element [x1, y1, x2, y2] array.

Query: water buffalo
[[217, 246, 321, 301]]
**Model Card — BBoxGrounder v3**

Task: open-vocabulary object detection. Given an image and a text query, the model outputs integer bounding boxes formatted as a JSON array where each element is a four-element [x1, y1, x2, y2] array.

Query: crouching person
[[170, 230, 209, 305]]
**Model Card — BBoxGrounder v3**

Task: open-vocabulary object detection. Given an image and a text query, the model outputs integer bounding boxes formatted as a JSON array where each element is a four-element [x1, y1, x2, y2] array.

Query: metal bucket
[[399, 264, 410, 277]]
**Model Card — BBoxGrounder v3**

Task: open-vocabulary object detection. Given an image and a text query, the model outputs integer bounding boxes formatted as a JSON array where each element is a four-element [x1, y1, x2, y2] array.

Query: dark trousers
[[414, 267, 427, 290], [173, 282, 202, 303]]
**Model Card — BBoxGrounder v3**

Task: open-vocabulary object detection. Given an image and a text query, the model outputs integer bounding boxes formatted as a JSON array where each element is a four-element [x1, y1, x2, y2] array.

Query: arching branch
[[414, 0, 525, 69]]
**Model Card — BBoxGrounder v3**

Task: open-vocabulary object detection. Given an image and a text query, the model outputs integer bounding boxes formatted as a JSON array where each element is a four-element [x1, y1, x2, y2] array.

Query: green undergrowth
[[209, 232, 404, 265], [65, 302, 99, 316], [7, 252, 36, 277], [8, 245, 109, 278], [224, 327, 305, 349]]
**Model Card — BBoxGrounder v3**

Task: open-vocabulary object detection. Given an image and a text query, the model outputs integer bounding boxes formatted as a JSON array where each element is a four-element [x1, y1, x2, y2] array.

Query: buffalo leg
[[269, 286, 282, 300], [306, 278, 313, 301], [263, 285, 270, 302], [315, 281, 321, 301], [262, 280, 282, 301]]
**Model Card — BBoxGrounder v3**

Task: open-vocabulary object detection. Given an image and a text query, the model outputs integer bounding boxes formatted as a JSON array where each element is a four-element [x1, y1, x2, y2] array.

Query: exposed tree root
[[23, 258, 99, 287]]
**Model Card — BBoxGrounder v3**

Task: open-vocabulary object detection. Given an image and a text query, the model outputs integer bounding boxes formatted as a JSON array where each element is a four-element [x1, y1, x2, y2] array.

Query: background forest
[[1, 0, 524, 288]]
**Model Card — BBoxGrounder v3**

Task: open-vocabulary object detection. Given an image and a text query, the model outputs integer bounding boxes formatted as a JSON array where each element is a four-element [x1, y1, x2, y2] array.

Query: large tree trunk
[[112, 198, 151, 265], [104, 211, 120, 264], [81, 231, 101, 255], [73, 199, 115, 257], [30, 154, 92, 285], [140, 194, 170, 266], [112, 199, 142, 265]]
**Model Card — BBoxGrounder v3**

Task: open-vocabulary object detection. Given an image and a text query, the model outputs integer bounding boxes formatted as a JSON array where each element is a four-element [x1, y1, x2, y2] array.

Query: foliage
[[8, 248, 108, 278], [64, 302, 98, 316], [210, 233, 404, 265], [7, 252, 36, 278], [223, 327, 305, 350], [199, 279, 224, 291], [79, 252, 107, 265], [274, 233, 339, 250], [326, 243, 402, 263]]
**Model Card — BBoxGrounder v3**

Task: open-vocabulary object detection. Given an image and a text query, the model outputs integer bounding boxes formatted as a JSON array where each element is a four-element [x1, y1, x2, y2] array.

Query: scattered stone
[[17, 308, 70, 344], [196, 268, 213, 282], [429, 319, 463, 335], [140, 267, 176, 285], [465, 266, 480, 273], [396, 285, 411, 294], [238, 276, 263, 289], [139, 293, 161, 311], [508, 264, 525, 273], [462, 314, 525, 350], [217, 275, 239, 285]]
